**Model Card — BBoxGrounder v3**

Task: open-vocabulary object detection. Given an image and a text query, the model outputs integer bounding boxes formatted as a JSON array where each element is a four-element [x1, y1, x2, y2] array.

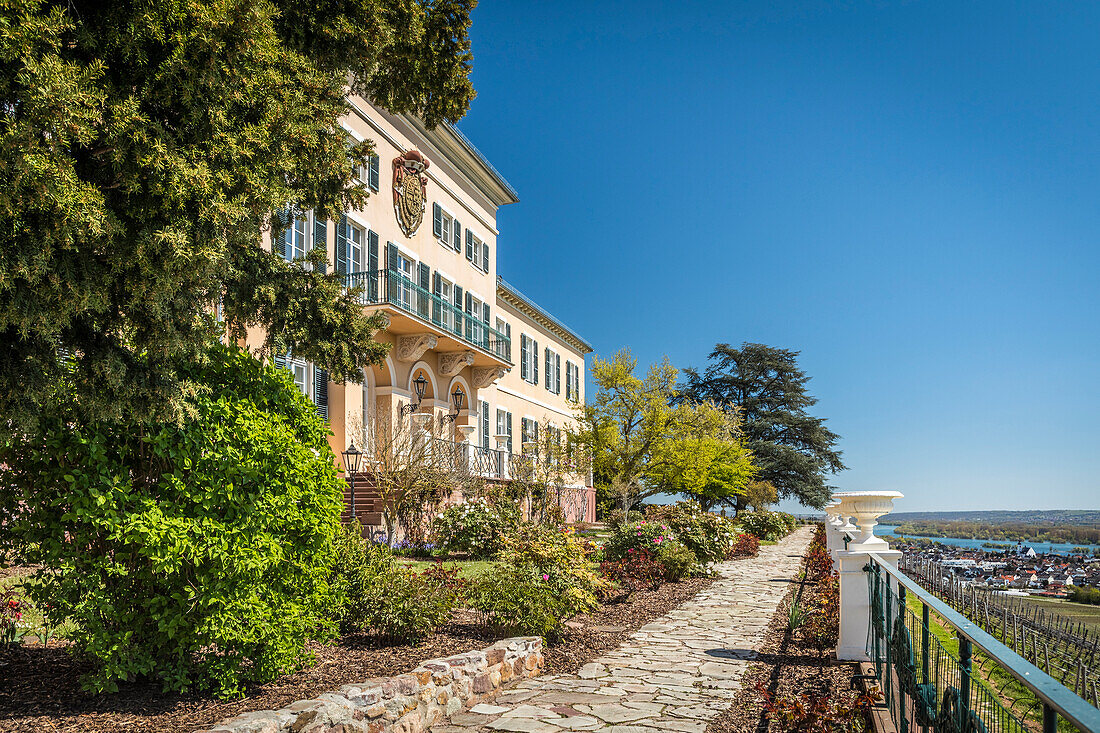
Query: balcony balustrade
[[342, 269, 510, 362]]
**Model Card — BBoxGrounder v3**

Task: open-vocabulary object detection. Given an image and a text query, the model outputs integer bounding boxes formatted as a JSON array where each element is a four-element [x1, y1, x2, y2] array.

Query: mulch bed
[[705, 574, 863, 733], [0, 578, 714, 733]]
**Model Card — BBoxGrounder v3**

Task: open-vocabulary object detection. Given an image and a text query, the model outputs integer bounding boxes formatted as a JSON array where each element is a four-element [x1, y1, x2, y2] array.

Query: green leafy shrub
[[469, 526, 607, 635], [432, 499, 522, 558], [737, 510, 795, 542], [358, 564, 463, 641], [0, 345, 344, 697], [802, 571, 840, 648], [655, 542, 697, 581], [647, 501, 739, 566], [331, 525, 463, 640]]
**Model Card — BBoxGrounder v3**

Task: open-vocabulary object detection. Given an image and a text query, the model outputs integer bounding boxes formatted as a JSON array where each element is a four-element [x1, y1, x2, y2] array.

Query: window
[[521, 418, 539, 454], [275, 354, 328, 420], [347, 222, 364, 273], [354, 155, 380, 191], [283, 216, 309, 261], [433, 203, 463, 252], [544, 348, 562, 394], [495, 317, 512, 362], [467, 294, 485, 343], [479, 400, 490, 449], [394, 252, 414, 308], [465, 229, 490, 272], [519, 334, 539, 384], [438, 277, 455, 332], [566, 361, 581, 402], [496, 409, 513, 454]]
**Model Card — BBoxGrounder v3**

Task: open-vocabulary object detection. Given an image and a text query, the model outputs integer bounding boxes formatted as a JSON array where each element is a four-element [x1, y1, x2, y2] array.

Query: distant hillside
[[879, 510, 1100, 526]]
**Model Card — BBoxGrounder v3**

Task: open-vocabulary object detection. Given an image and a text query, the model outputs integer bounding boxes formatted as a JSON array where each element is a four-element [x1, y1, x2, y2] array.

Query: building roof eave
[[497, 276, 593, 355]]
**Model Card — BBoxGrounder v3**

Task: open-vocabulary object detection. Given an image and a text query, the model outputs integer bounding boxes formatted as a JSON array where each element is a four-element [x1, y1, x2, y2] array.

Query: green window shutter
[[313, 216, 328, 274], [433, 203, 443, 238], [520, 335, 528, 381], [533, 340, 539, 383], [453, 220, 462, 251], [313, 367, 329, 421], [417, 263, 430, 318], [386, 242, 399, 271], [273, 209, 289, 258], [555, 354, 561, 394], [432, 273, 442, 325], [367, 230, 379, 300], [336, 215, 348, 274], [465, 229, 473, 261], [385, 242, 399, 304], [482, 303, 490, 324], [274, 353, 287, 371], [369, 155, 380, 191], [482, 242, 489, 272], [565, 360, 573, 400], [545, 348, 551, 390]]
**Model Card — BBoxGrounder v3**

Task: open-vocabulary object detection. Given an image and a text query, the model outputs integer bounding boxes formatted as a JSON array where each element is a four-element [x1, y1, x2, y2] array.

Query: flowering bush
[[728, 533, 761, 558], [2, 588, 29, 646], [599, 549, 666, 593], [432, 499, 521, 558], [647, 501, 739, 566], [605, 508, 644, 527], [602, 520, 698, 580], [358, 564, 464, 641]]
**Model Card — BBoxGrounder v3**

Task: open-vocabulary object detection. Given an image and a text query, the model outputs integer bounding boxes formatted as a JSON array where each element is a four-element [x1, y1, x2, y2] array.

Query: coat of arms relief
[[392, 150, 430, 236]]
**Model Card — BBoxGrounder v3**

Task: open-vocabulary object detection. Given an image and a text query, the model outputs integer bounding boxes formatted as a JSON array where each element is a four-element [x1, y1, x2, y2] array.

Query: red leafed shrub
[[756, 680, 881, 733], [802, 571, 840, 648], [728, 533, 761, 559], [804, 525, 833, 581], [599, 548, 666, 593]]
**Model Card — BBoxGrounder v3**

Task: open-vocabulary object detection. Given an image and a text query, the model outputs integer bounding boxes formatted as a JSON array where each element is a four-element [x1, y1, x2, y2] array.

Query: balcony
[[342, 269, 511, 365]]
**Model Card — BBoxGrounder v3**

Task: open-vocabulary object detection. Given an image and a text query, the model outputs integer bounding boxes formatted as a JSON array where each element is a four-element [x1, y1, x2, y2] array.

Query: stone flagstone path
[[433, 526, 813, 733]]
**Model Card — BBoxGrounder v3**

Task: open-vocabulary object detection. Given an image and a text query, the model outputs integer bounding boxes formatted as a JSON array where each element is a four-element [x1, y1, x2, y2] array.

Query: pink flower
[[542, 574, 549, 581]]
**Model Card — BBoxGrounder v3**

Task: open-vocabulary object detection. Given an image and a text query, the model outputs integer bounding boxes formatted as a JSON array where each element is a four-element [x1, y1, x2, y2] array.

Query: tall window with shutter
[[496, 409, 513, 454], [565, 360, 574, 400], [433, 203, 443, 238], [368, 154, 380, 192], [479, 400, 490, 449], [367, 230, 379, 300], [313, 216, 327, 274], [520, 334, 529, 381], [545, 347, 552, 390], [555, 353, 562, 395]]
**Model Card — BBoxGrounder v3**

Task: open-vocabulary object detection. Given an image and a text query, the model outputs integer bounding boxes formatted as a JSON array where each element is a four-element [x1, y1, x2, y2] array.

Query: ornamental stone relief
[[472, 366, 507, 388], [438, 351, 475, 377], [395, 333, 437, 362], [392, 149, 430, 236]]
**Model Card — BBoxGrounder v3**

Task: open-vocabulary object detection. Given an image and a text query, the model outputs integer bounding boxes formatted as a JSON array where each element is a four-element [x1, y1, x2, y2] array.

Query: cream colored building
[[250, 96, 595, 524]]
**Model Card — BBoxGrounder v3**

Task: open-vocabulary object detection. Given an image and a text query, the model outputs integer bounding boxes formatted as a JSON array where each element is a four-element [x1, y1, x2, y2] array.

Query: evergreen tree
[[680, 343, 845, 509], [0, 0, 476, 433]]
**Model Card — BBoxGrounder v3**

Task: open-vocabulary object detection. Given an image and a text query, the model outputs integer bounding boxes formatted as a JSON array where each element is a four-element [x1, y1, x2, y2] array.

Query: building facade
[[247, 95, 594, 525]]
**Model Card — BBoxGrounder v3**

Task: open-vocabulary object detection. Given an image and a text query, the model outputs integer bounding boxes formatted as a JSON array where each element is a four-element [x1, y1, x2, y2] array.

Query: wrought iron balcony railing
[[865, 553, 1100, 733], [342, 269, 511, 362], [429, 438, 511, 480]]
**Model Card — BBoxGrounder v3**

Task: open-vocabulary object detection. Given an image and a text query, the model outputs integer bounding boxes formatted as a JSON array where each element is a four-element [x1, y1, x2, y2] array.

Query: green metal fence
[[341, 269, 511, 362], [866, 554, 1100, 733]]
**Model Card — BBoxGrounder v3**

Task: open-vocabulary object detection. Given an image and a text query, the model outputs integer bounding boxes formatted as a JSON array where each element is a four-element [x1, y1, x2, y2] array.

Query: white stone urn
[[835, 490, 902, 551], [831, 495, 858, 536], [457, 425, 477, 443]]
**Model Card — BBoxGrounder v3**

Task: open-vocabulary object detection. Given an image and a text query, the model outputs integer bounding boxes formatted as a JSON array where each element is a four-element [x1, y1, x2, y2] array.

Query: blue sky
[[456, 1, 1100, 513]]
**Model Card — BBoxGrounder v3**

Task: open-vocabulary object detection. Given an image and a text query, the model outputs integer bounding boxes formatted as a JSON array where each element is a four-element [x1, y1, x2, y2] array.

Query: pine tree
[[680, 342, 845, 509], [0, 0, 477, 432]]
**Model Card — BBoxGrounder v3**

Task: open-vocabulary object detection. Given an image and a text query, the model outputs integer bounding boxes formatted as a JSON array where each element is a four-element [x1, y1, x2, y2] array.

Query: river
[[877, 525, 1100, 557]]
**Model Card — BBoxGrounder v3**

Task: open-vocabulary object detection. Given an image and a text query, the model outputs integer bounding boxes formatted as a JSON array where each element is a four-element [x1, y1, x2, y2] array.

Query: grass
[[395, 559, 498, 580], [904, 594, 1075, 732], [1013, 596, 1100, 634]]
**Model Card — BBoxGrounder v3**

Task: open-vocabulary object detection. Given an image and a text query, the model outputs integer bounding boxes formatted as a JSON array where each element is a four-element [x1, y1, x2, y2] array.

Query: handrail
[[867, 552, 1100, 732], [341, 269, 511, 363]]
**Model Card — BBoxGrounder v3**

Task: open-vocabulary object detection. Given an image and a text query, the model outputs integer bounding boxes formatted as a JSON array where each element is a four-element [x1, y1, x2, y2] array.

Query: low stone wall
[[197, 636, 543, 733]]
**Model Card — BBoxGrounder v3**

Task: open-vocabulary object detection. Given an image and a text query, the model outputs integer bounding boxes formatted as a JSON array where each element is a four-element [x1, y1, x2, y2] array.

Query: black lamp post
[[445, 386, 465, 423], [342, 441, 364, 519], [401, 374, 428, 416]]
